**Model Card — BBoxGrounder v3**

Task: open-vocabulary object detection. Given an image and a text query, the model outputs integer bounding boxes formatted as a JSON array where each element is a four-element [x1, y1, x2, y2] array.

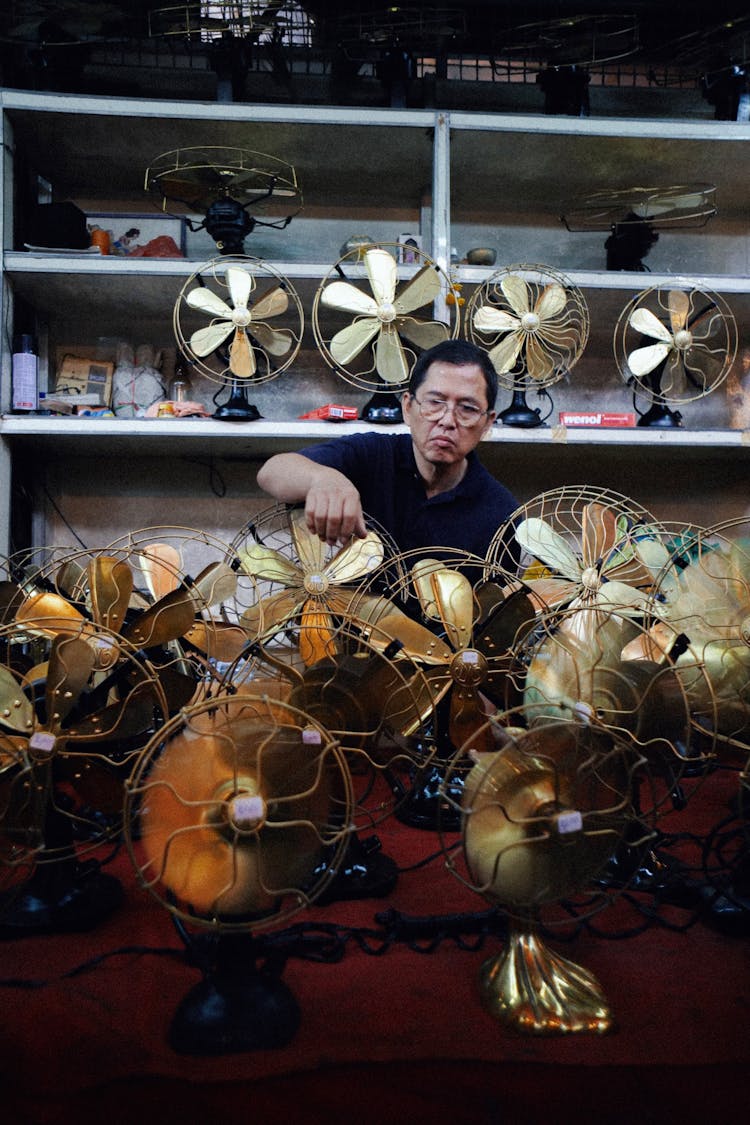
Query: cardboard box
[[559, 411, 636, 428], [55, 354, 114, 404]]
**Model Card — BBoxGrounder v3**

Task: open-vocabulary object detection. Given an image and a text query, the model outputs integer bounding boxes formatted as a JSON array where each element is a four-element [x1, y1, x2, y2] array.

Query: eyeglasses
[[410, 393, 489, 428]]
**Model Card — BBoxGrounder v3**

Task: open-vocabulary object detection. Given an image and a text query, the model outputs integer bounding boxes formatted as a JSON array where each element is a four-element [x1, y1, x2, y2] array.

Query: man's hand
[[304, 476, 367, 546]]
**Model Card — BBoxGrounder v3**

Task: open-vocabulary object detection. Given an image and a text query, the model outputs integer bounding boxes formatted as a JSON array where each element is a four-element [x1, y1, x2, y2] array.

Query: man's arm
[[256, 452, 367, 545]]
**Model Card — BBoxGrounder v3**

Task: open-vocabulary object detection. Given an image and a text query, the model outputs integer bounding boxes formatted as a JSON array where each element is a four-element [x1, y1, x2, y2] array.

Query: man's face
[[402, 361, 496, 467]]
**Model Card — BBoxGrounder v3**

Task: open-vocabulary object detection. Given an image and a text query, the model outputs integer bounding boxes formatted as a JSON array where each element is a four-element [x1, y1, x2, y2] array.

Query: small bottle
[[12, 334, 38, 412]]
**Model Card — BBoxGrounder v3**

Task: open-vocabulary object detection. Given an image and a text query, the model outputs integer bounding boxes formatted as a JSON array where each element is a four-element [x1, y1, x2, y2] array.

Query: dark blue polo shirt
[[301, 431, 518, 557]]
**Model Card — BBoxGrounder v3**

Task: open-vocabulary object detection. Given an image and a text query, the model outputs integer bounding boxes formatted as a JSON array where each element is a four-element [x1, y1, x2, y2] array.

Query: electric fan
[[311, 242, 458, 423], [561, 184, 718, 234], [441, 708, 648, 1035], [613, 285, 738, 428], [173, 254, 304, 420], [124, 693, 353, 1053], [145, 145, 302, 255], [467, 263, 589, 428]]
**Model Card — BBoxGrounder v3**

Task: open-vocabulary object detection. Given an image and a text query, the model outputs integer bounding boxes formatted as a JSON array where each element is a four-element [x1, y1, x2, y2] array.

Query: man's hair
[[408, 339, 498, 409]]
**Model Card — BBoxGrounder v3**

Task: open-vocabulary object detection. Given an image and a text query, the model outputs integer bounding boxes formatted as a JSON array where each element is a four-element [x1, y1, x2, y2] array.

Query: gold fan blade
[[240, 589, 304, 640], [449, 687, 497, 756], [140, 543, 182, 601], [412, 561, 474, 651], [290, 513, 327, 574], [397, 318, 450, 351], [239, 543, 302, 585], [190, 561, 238, 609], [323, 531, 384, 584], [535, 283, 567, 320], [0, 666, 34, 734], [515, 519, 581, 581], [89, 556, 133, 633], [55, 559, 87, 597], [121, 589, 197, 648], [628, 341, 672, 378], [365, 247, 397, 305], [184, 619, 249, 662], [189, 320, 234, 357], [376, 324, 410, 384], [473, 583, 539, 657], [320, 280, 379, 316], [330, 318, 381, 366], [186, 287, 234, 319], [46, 635, 97, 731], [525, 335, 555, 381], [629, 307, 672, 343], [501, 274, 531, 317], [249, 322, 293, 357], [489, 332, 523, 375], [252, 285, 288, 320], [15, 590, 88, 634], [581, 503, 619, 569], [299, 600, 337, 666], [473, 306, 520, 335], [682, 345, 723, 389], [229, 329, 256, 378], [393, 263, 441, 315], [463, 724, 632, 908], [226, 264, 253, 310], [668, 289, 690, 334], [63, 679, 165, 744]]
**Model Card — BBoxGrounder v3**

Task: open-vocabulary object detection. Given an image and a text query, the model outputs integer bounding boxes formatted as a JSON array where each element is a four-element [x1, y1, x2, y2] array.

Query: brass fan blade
[[502, 274, 534, 316], [46, 635, 97, 731], [55, 559, 87, 597], [535, 283, 567, 320], [89, 556, 133, 633], [525, 335, 555, 381], [250, 322, 293, 357], [463, 724, 632, 908], [190, 320, 235, 357], [226, 265, 253, 310], [365, 247, 397, 305], [324, 531, 384, 584], [668, 289, 690, 333], [15, 590, 88, 634], [290, 514, 327, 574], [55, 756, 125, 816], [682, 345, 723, 389], [140, 543, 181, 602], [473, 306, 519, 335], [0, 666, 34, 734], [63, 678, 166, 743], [489, 332, 523, 375], [376, 324, 410, 384], [474, 583, 538, 656], [628, 338, 671, 375], [397, 318, 450, 352], [184, 619, 249, 662], [320, 280, 378, 316], [240, 589, 304, 640], [239, 543, 302, 585], [629, 307, 672, 343], [330, 318, 381, 366], [190, 562, 238, 609], [252, 285, 288, 320], [412, 561, 474, 651], [186, 287, 234, 319], [229, 329, 256, 378], [359, 604, 455, 666], [121, 589, 197, 648], [449, 687, 497, 756], [582, 503, 619, 569], [394, 264, 441, 315], [299, 600, 337, 666], [515, 519, 581, 581]]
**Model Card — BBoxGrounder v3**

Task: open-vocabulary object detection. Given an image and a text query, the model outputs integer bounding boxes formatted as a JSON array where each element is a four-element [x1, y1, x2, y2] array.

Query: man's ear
[[401, 390, 413, 420]]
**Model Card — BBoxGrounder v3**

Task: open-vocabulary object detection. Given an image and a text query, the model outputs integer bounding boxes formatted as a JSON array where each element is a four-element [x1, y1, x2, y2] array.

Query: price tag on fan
[[556, 810, 583, 835], [302, 726, 321, 744]]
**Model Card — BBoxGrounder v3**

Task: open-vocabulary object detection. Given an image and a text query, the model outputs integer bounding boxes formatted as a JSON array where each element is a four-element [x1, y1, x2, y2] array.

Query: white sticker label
[[556, 810, 583, 835]]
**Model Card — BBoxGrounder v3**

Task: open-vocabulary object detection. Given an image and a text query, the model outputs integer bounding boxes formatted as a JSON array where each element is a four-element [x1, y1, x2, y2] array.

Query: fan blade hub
[[228, 793, 266, 832], [233, 308, 252, 327], [377, 300, 397, 323], [674, 329, 692, 350], [521, 312, 540, 332], [450, 648, 488, 687], [303, 572, 329, 595]]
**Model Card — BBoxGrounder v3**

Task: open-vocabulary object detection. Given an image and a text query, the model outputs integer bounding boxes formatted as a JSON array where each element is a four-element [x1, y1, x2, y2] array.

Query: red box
[[299, 404, 359, 421], [558, 411, 636, 428]]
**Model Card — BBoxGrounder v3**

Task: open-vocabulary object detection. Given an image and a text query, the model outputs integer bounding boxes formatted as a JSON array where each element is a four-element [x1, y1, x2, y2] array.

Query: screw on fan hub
[[581, 566, 600, 592], [450, 648, 488, 687], [521, 312, 540, 332], [377, 301, 397, 323], [228, 793, 266, 832], [741, 616, 750, 646], [303, 572, 329, 595], [28, 730, 57, 760], [233, 308, 252, 327], [673, 329, 692, 350]]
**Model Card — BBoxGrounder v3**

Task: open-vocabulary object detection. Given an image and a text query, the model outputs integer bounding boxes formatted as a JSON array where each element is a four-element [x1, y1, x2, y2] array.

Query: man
[[256, 339, 518, 556]]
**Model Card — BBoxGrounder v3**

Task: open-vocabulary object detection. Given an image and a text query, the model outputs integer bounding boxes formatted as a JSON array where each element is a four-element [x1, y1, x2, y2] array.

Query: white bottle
[[12, 334, 38, 412]]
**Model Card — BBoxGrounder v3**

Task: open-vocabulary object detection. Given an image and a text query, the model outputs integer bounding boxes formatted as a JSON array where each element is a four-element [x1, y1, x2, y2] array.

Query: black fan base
[[313, 834, 398, 905], [498, 402, 544, 428], [394, 763, 466, 833], [698, 884, 750, 937], [594, 838, 702, 909], [636, 403, 683, 428], [169, 966, 300, 1055], [213, 398, 262, 421], [0, 860, 123, 938]]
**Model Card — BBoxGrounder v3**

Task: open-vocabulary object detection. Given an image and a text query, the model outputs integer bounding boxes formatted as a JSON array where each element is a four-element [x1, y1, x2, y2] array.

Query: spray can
[[12, 334, 38, 412]]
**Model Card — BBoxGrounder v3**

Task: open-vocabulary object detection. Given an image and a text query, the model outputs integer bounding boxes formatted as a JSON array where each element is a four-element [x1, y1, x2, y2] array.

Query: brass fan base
[[479, 927, 613, 1036], [0, 860, 123, 938]]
